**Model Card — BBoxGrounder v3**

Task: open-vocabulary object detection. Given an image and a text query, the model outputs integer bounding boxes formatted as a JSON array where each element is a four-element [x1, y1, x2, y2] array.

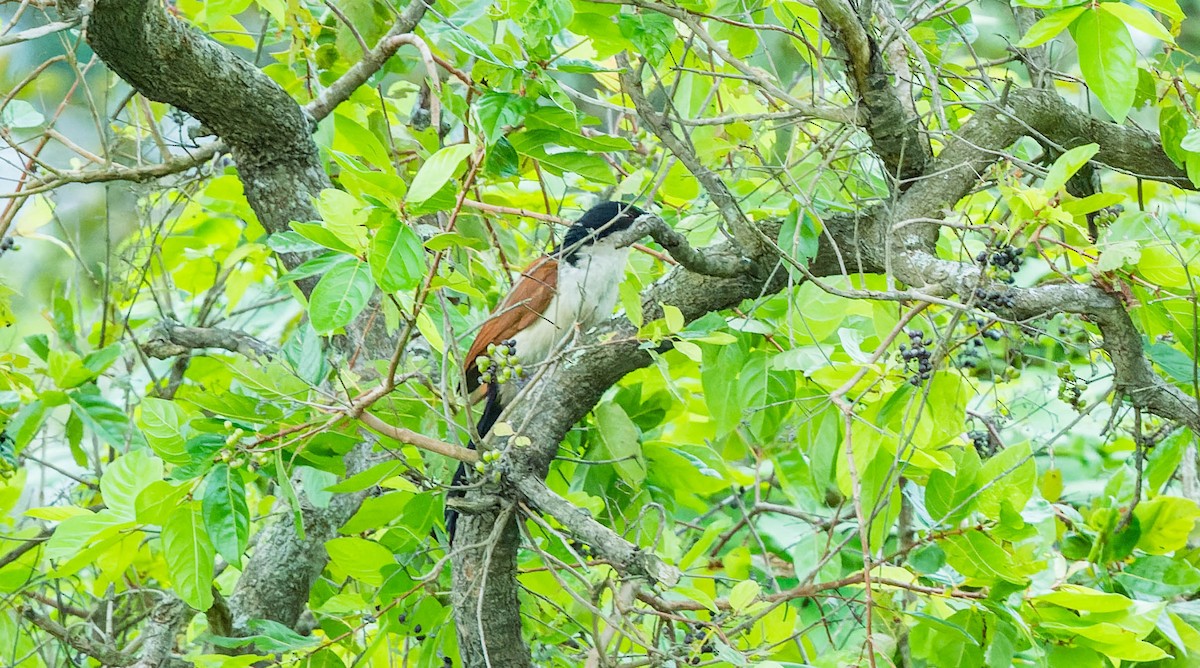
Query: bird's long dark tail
[[445, 382, 503, 544]]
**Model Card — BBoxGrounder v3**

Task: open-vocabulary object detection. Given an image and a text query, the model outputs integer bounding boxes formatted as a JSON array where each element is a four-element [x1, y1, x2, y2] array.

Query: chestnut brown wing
[[464, 257, 558, 392]]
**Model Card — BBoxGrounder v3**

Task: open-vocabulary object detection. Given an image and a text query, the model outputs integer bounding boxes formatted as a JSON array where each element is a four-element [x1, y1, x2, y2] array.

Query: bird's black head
[[559, 202, 645, 261]]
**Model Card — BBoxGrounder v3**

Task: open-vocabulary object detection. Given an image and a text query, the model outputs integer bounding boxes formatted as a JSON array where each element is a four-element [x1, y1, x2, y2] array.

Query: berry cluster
[[972, 287, 1016, 309], [955, 317, 1003, 370], [1093, 207, 1120, 227], [395, 613, 428, 643], [476, 339, 522, 385], [1057, 364, 1088, 410], [472, 448, 503, 484], [0, 237, 14, 257], [898, 329, 934, 386], [976, 244, 1024, 283], [680, 629, 715, 664], [216, 421, 270, 469]]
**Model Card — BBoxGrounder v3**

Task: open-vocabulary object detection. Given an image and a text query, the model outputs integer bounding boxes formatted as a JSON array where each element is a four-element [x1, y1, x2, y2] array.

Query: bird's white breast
[[506, 240, 629, 394]]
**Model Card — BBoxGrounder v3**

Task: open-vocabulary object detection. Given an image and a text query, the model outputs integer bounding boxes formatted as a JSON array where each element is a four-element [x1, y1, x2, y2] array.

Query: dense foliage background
[[4, 0, 1200, 665]]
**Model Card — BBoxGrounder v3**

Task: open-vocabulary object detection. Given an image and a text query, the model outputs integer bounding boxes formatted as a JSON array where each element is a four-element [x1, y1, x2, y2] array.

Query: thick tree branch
[[61, 0, 433, 638], [141, 320, 276, 360], [514, 476, 681, 586], [617, 53, 757, 255], [815, 0, 930, 184]]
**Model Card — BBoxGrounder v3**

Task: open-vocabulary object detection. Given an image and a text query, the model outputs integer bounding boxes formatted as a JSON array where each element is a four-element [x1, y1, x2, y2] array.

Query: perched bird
[[446, 201, 646, 541]]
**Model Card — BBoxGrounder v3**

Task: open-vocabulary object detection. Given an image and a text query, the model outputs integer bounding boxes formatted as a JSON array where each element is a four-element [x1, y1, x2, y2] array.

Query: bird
[[446, 201, 646, 542]]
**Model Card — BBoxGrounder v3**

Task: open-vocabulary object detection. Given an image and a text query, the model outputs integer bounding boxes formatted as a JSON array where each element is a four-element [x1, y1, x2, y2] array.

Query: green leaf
[[941, 532, 1027, 585], [68, 388, 139, 449], [280, 253, 356, 285], [325, 460, 406, 493], [369, 213, 424, 293], [513, 0, 573, 45], [207, 617, 320, 653], [485, 137, 521, 178], [1138, 0, 1184, 23], [1135, 496, 1200, 554], [976, 441, 1036, 519], [662, 303, 685, 333], [1043, 143, 1100, 192], [315, 189, 369, 252], [0, 100, 44, 129], [48, 349, 94, 389], [406, 144, 474, 205], [309, 260, 374, 333], [618, 12, 675, 63], [202, 464, 250, 567], [926, 445, 981, 524], [1071, 8, 1137, 123], [728, 580, 760, 612], [1035, 584, 1133, 612], [1017, 6, 1086, 48], [476, 92, 533, 145], [102, 449, 164, 521], [137, 397, 193, 464], [512, 144, 614, 183], [333, 114, 391, 169], [1115, 556, 1200, 597], [325, 537, 395, 586], [163, 503, 215, 611], [135, 480, 191, 525], [44, 509, 132, 561], [593, 401, 645, 486], [289, 222, 357, 255], [1099, 2, 1174, 42]]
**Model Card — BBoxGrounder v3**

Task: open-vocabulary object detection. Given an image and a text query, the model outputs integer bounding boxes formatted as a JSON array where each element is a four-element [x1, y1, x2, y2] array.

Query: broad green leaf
[[44, 509, 132, 561], [368, 214, 424, 293], [325, 460, 406, 493], [315, 189, 369, 252], [24, 506, 90, 521], [289, 222, 357, 254], [163, 503, 215, 611], [1036, 584, 1133, 612], [102, 449, 164, 521], [68, 388, 140, 449], [941, 532, 1027, 585], [728, 580, 760, 612], [1115, 556, 1200, 597], [309, 260, 374, 333], [137, 398, 192, 465], [406, 144, 474, 204], [926, 445, 981, 524], [1044, 143, 1099, 193], [1071, 9, 1137, 123], [1098, 2, 1173, 42], [1135, 496, 1200, 554], [593, 402, 645, 486], [333, 114, 391, 169], [1137, 245, 1189, 289], [1017, 6, 1086, 48], [976, 441, 1036, 519], [476, 92, 533, 144], [279, 252, 354, 284], [618, 12, 675, 62], [416, 309, 445, 353], [325, 536, 395, 585], [135, 480, 191, 525], [48, 349, 93, 389], [1138, 0, 1184, 22], [202, 464, 250, 566]]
